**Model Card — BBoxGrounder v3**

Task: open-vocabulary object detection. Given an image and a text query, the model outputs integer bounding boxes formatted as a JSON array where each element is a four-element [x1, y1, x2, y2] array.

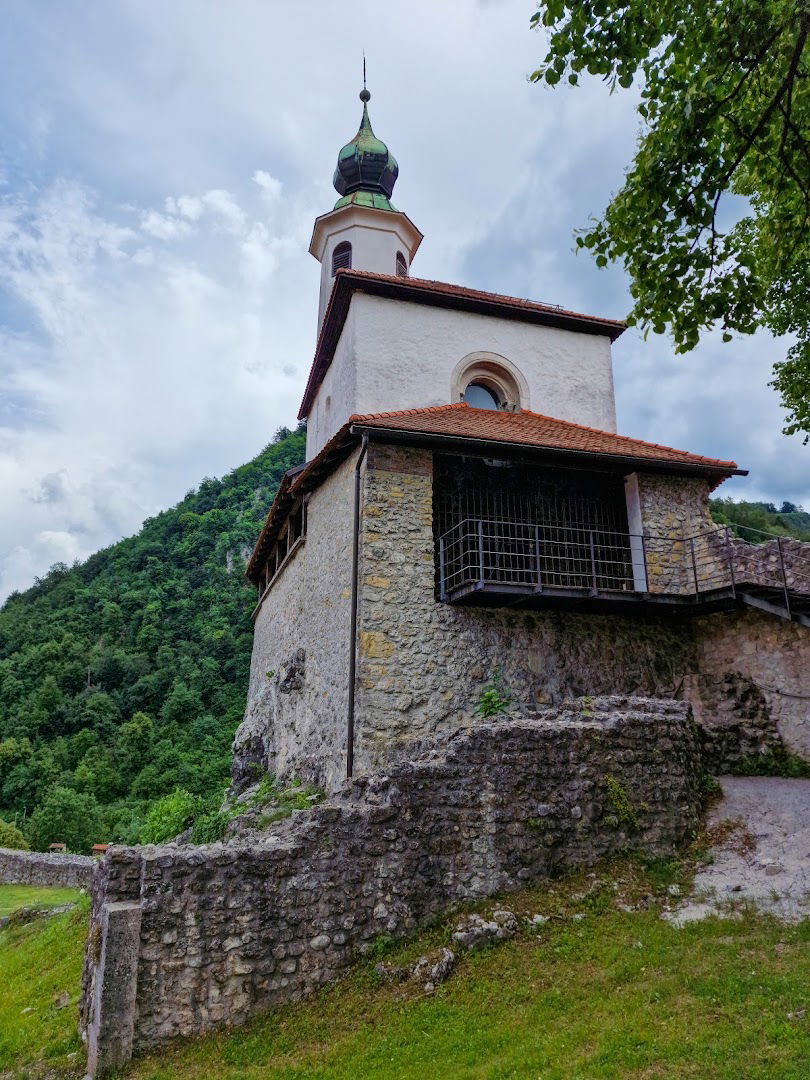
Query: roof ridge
[[350, 403, 468, 421], [343, 269, 626, 326]]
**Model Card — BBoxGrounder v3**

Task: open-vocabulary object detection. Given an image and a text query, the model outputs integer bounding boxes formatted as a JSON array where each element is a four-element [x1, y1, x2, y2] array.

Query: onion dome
[[333, 89, 399, 211]]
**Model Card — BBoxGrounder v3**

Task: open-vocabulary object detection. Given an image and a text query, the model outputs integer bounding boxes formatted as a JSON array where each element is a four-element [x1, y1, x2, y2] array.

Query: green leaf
[[528, 0, 810, 437]]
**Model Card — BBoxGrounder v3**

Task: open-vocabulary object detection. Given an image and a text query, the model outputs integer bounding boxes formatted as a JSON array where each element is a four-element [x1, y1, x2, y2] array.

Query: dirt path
[[669, 776, 810, 925]]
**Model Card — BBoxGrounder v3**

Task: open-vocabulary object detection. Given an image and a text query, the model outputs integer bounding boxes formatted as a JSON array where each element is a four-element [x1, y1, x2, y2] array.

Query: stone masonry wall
[[81, 699, 702, 1075], [232, 449, 359, 792], [0, 847, 96, 888], [691, 608, 810, 762], [727, 534, 810, 594], [636, 473, 719, 593], [233, 443, 808, 791], [355, 446, 807, 778], [355, 446, 697, 774]]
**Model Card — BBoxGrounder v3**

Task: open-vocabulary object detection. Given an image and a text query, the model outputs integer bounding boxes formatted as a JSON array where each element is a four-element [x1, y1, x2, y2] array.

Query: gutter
[[346, 432, 369, 779]]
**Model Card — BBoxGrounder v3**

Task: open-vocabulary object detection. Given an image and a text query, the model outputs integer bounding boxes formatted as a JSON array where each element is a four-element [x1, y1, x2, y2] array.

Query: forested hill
[[709, 497, 810, 540], [0, 424, 306, 850], [1, 423, 807, 855]]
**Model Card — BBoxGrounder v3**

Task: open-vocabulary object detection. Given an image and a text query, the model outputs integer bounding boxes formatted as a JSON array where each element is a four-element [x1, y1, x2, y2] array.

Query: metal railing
[[437, 517, 810, 603]]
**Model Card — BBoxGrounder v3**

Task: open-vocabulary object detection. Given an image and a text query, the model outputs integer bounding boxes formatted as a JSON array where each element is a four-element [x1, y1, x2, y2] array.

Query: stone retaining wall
[[233, 443, 809, 791], [0, 847, 96, 889], [81, 697, 702, 1076], [692, 609, 810, 762], [354, 446, 696, 780]]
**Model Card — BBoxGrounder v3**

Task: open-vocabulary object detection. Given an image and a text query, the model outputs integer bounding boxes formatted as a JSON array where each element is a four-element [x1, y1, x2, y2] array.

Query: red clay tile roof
[[350, 403, 742, 471], [298, 269, 626, 419], [246, 403, 743, 583]]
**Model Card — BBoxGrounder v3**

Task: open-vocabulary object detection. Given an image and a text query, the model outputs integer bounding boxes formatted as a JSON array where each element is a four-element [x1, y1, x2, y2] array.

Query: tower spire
[[332, 80, 398, 211]]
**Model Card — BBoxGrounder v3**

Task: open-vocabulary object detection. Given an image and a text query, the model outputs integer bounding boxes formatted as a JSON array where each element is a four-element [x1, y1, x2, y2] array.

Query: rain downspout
[[346, 432, 369, 778]]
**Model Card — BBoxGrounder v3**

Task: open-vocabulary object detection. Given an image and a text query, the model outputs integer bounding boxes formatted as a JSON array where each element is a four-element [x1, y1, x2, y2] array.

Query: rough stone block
[[85, 901, 142, 1078]]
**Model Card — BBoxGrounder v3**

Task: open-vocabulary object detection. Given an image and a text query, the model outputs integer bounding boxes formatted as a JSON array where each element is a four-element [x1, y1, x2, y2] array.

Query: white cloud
[[253, 170, 282, 202], [174, 195, 205, 221], [0, 175, 315, 599], [141, 209, 193, 239]]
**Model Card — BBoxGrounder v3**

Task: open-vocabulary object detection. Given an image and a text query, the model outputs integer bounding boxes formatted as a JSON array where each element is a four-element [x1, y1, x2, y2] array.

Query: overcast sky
[[0, 0, 807, 602]]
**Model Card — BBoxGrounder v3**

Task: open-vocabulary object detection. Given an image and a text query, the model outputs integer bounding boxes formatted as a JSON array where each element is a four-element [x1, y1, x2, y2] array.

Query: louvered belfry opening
[[434, 454, 633, 600], [332, 241, 352, 275]]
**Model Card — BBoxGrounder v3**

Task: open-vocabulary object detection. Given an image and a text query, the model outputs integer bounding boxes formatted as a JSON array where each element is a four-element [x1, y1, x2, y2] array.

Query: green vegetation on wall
[[710, 498, 810, 541], [0, 424, 306, 851]]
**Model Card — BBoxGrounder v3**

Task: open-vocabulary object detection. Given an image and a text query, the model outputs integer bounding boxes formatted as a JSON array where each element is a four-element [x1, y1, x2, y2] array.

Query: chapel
[[233, 89, 810, 791]]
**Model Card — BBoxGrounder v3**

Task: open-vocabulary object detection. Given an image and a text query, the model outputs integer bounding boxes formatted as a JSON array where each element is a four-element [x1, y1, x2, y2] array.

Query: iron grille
[[434, 455, 633, 594]]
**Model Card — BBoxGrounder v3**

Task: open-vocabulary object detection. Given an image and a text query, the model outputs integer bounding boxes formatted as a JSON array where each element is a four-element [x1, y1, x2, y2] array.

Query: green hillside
[[0, 424, 305, 850], [2, 860, 808, 1079], [1, 429, 807, 855], [710, 498, 810, 540]]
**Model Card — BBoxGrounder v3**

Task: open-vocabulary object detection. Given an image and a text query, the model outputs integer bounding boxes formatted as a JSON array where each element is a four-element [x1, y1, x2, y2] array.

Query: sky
[[0, 0, 807, 602]]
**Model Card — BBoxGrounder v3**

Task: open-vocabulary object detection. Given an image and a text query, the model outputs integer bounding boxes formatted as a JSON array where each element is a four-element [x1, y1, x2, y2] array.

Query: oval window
[[464, 383, 501, 410]]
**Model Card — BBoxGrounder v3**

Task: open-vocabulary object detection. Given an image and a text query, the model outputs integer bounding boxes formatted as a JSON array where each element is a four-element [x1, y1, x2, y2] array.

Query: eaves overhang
[[349, 423, 747, 486], [308, 204, 423, 262], [246, 415, 745, 585], [298, 270, 627, 420]]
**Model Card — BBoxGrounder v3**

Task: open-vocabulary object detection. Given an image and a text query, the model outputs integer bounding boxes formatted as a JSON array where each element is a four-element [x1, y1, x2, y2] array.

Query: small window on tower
[[332, 241, 352, 276], [396, 251, 408, 278]]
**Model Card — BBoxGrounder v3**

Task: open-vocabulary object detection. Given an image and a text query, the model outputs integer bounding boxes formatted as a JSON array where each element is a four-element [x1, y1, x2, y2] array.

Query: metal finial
[[360, 52, 370, 102]]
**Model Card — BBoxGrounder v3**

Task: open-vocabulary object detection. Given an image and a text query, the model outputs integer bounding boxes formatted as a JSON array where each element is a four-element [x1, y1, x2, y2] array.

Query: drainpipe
[[346, 432, 369, 779]]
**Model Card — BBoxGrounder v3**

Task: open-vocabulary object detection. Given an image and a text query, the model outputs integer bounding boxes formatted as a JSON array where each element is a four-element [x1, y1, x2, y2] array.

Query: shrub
[[736, 748, 810, 779], [604, 776, 640, 830], [189, 798, 230, 844], [140, 788, 198, 844], [25, 786, 103, 853], [0, 818, 29, 850], [475, 671, 512, 718]]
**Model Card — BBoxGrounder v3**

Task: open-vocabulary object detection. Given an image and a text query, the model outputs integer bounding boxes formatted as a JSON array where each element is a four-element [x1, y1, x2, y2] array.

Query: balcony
[[437, 517, 810, 625]]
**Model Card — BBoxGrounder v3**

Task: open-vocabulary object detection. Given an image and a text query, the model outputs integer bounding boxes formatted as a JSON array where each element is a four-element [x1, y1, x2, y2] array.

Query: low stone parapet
[[0, 847, 96, 889], [80, 696, 702, 1076]]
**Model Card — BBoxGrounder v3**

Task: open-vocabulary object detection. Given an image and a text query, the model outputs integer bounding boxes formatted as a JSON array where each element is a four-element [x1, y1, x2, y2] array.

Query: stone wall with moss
[[82, 699, 702, 1076], [354, 445, 698, 774], [691, 608, 810, 761]]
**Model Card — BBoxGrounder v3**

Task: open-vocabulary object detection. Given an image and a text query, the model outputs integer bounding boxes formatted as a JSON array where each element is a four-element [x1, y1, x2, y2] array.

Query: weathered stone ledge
[[0, 847, 96, 889]]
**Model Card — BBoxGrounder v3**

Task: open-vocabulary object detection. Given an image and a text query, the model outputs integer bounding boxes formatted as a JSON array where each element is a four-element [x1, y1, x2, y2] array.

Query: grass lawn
[[0, 884, 82, 918], [1, 861, 807, 1079], [128, 860, 809, 1080], [0, 895, 89, 1078]]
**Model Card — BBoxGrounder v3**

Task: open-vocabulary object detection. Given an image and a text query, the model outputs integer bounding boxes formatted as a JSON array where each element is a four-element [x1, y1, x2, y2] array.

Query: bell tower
[[309, 88, 422, 330]]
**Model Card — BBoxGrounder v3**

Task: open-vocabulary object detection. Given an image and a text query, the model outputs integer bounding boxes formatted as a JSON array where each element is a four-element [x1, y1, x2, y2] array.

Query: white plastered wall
[[306, 305, 358, 460], [312, 205, 421, 330], [306, 292, 617, 458]]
